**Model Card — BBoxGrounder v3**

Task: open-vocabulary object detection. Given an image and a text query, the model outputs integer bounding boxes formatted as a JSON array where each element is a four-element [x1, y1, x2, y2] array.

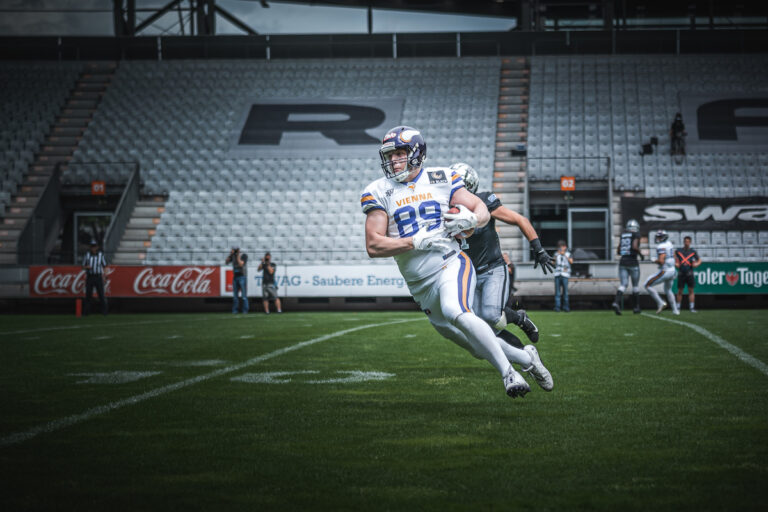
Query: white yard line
[[642, 313, 768, 377], [0, 317, 422, 447]]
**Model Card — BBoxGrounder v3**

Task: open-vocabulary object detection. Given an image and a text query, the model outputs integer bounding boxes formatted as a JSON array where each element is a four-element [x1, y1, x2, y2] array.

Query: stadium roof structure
[[108, 0, 767, 36]]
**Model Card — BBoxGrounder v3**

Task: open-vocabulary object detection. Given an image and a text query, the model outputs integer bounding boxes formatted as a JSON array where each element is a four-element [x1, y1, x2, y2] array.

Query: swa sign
[[622, 196, 768, 231]]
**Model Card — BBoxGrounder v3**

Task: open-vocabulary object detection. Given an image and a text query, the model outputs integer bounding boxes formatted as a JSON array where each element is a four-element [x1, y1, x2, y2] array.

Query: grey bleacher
[[527, 54, 768, 195], [0, 62, 82, 215], [72, 57, 501, 264], [666, 230, 767, 261], [528, 55, 768, 262]]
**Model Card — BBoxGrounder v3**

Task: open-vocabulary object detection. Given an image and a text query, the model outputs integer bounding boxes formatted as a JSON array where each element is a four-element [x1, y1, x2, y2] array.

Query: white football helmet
[[449, 162, 479, 193]]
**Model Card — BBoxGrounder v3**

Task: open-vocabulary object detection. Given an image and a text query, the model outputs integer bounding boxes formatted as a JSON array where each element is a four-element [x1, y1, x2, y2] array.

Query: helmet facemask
[[380, 144, 421, 183]]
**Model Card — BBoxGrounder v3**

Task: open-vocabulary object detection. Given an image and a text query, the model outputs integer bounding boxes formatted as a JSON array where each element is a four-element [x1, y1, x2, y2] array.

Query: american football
[[447, 207, 475, 239]]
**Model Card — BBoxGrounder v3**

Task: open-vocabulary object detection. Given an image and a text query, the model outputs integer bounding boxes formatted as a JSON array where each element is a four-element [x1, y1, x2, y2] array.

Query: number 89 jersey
[[361, 167, 464, 283]]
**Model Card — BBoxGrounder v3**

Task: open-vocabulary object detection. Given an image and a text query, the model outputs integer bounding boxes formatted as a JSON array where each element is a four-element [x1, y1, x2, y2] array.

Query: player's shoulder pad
[[477, 190, 502, 211], [360, 179, 387, 214]]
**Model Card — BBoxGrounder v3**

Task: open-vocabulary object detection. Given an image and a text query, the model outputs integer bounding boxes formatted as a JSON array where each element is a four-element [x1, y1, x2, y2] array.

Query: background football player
[[361, 126, 552, 398], [644, 229, 679, 315], [612, 219, 644, 315], [448, 163, 553, 346]]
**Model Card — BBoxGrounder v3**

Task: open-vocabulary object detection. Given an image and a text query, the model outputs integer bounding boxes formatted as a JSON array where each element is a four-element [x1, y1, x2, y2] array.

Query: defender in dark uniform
[[612, 219, 644, 315], [675, 236, 701, 313], [450, 163, 554, 350]]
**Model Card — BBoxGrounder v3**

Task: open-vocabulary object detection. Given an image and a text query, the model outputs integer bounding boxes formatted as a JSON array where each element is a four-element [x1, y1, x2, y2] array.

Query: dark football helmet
[[379, 126, 427, 182]]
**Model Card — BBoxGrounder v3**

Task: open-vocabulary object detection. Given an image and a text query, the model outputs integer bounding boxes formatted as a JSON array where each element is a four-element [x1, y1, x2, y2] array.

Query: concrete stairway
[[0, 62, 115, 264], [111, 197, 165, 265], [492, 57, 529, 263]]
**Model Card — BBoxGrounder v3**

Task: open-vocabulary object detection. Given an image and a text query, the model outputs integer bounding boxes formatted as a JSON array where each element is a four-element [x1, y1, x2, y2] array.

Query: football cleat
[[673, 310, 680, 315], [515, 309, 539, 343], [633, 306, 641, 314], [690, 308, 698, 313], [504, 365, 530, 398], [522, 345, 554, 392], [611, 302, 622, 316], [656, 301, 667, 314]]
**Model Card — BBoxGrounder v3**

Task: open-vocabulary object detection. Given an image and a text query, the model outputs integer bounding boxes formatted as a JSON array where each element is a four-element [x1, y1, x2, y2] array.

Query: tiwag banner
[[622, 196, 768, 231], [684, 262, 768, 294], [249, 264, 409, 297], [29, 266, 220, 298]]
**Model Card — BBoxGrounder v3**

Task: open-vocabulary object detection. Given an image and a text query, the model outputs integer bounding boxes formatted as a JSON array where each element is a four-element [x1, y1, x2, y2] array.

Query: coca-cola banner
[[30, 266, 220, 298], [621, 196, 768, 231]]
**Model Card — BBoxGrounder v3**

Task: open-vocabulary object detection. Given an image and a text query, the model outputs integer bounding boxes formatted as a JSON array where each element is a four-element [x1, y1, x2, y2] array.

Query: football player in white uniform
[[644, 229, 680, 315], [361, 126, 552, 398]]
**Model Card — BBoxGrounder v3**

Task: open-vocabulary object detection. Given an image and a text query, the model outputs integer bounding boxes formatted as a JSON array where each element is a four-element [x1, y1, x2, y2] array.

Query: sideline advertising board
[[249, 264, 409, 297], [681, 262, 768, 295], [29, 266, 220, 298]]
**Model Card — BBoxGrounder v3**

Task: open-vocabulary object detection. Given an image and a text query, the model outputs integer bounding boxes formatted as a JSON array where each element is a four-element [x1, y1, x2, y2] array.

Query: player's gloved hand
[[412, 229, 453, 252], [444, 204, 478, 237], [530, 238, 554, 274]]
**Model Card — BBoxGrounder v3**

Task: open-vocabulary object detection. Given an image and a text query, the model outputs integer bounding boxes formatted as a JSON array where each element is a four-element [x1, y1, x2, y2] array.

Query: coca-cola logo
[[33, 267, 114, 296], [133, 267, 214, 295]]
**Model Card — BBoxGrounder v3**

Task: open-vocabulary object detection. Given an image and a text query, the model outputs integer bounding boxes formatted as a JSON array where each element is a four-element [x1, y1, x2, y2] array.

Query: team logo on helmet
[[399, 129, 420, 143]]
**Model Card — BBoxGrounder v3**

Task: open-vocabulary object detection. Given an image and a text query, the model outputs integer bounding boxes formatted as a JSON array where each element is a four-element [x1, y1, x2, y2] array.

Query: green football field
[[1, 309, 767, 511]]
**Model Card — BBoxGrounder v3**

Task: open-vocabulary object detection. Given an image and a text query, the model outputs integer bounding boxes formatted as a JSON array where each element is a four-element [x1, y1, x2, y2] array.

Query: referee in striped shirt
[[82, 239, 108, 315]]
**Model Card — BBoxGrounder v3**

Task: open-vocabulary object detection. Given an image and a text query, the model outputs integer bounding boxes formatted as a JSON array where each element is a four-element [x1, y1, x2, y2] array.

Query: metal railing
[[526, 156, 611, 182], [17, 164, 62, 264], [104, 163, 141, 259]]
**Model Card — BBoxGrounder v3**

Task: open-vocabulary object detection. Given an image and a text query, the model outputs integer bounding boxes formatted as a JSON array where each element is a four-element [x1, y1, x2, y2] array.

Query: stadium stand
[[69, 57, 501, 264], [3, 55, 766, 266], [527, 54, 768, 261], [0, 62, 82, 214]]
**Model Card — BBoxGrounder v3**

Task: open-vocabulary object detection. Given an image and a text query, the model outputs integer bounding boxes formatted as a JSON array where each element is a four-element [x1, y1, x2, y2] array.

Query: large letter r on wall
[[239, 104, 385, 145]]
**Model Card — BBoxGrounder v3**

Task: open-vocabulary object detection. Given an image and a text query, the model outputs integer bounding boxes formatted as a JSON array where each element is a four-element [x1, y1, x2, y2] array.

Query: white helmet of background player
[[379, 126, 427, 182], [626, 219, 640, 233], [449, 162, 479, 194], [654, 229, 669, 243]]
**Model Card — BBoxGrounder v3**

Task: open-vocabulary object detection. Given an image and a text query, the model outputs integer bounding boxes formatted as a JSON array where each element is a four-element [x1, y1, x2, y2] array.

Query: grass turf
[[0, 310, 767, 511]]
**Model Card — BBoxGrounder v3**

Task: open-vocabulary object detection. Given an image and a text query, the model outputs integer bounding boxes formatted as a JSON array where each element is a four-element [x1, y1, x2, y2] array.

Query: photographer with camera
[[257, 252, 282, 314], [226, 245, 249, 314]]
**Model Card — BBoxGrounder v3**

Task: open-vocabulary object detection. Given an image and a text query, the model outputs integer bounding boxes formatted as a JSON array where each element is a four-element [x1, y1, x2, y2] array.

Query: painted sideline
[[0, 318, 422, 447], [643, 313, 768, 377]]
